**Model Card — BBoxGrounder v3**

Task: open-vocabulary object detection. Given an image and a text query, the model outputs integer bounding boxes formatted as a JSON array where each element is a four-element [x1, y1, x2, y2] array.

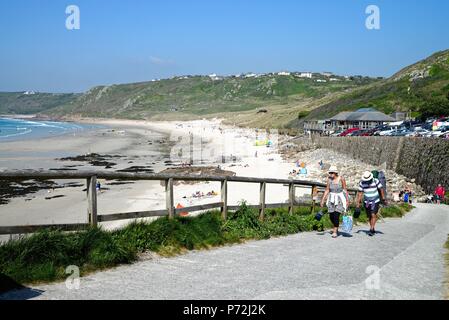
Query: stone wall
[[311, 136, 449, 193]]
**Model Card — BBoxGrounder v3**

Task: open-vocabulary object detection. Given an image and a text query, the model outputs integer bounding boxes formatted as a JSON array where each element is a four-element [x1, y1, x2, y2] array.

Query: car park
[[324, 117, 449, 139]]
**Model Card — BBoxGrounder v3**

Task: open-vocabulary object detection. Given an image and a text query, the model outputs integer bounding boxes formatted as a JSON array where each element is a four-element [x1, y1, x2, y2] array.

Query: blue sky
[[1, 0, 448, 93]]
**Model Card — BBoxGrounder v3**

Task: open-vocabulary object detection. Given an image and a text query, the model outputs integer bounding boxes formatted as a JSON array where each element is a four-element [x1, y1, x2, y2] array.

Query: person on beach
[[434, 184, 446, 204], [404, 184, 413, 204], [355, 171, 388, 237], [320, 166, 349, 238]]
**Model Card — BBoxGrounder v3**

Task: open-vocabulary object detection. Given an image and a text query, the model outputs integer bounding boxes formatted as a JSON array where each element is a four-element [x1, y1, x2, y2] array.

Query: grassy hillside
[[1, 49, 448, 128], [305, 49, 449, 120], [49, 74, 376, 124], [0, 92, 78, 115]]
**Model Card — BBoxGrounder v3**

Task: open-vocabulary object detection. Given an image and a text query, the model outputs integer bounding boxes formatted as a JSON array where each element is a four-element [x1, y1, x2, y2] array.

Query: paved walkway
[[1, 203, 448, 300]]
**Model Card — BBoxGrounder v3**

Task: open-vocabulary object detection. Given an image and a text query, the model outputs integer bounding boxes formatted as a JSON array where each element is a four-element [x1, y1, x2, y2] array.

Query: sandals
[[332, 232, 338, 238]]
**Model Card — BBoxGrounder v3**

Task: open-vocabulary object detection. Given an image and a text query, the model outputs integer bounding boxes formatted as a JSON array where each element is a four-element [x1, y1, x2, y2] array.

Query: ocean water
[[0, 118, 95, 141]]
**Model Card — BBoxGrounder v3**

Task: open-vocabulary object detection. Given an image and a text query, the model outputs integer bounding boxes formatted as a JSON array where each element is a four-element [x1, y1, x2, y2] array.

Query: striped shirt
[[358, 178, 383, 203]]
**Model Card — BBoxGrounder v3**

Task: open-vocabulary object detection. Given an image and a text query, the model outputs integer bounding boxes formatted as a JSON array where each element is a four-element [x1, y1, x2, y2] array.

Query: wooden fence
[[0, 170, 358, 235]]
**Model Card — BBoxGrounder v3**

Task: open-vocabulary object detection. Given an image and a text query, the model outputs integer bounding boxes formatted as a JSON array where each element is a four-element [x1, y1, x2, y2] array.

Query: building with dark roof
[[303, 108, 396, 134], [328, 108, 396, 130]]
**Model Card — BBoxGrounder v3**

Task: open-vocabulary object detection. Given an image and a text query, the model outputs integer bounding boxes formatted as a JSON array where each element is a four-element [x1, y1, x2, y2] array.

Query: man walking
[[356, 171, 388, 237], [435, 184, 446, 205]]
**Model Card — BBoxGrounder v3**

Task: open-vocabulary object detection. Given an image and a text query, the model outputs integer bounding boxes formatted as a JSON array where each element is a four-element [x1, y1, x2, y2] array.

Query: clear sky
[[1, 0, 448, 93]]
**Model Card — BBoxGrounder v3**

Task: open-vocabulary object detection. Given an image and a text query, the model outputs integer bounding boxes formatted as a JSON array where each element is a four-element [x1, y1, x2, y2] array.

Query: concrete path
[[1, 203, 448, 300]]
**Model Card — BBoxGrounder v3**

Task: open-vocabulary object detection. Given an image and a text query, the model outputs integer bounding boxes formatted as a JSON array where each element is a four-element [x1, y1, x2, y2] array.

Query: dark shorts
[[364, 202, 380, 216]]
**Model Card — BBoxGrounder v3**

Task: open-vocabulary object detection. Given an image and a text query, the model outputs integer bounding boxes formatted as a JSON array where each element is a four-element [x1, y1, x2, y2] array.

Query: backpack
[[378, 171, 387, 198]]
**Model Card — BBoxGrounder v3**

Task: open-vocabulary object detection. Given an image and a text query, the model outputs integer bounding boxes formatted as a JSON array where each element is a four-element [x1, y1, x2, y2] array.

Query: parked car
[[351, 129, 375, 136], [390, 129, 411, 137], [378, 128, 397, 136], [349, 129, 368, 136], [363, 128, 380, 136], [329, 130, 343, 137], [431, 125, 449, 137], [407, 129, 431, 137], [372, 127, 387, 136], [339, 128, 360, 137]]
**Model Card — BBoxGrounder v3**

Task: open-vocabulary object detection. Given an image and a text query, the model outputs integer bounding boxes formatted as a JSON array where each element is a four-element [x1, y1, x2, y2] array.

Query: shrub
[[0, 227, 135, 284], [298, 110, 311, 119]]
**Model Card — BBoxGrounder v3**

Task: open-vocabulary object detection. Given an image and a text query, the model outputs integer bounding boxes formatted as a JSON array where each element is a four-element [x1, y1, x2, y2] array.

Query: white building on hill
[[208, 74, 222, 81], [244, 73, 257, 78], [297, 72, 313, 78]]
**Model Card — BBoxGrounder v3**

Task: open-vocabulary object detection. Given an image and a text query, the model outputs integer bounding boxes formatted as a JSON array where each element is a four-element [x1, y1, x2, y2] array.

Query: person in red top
[[434, 184, 446, 205]]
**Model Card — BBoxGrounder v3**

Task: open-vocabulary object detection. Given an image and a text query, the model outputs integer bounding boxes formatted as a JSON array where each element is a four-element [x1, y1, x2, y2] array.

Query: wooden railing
[[0, 170, 358, 235]]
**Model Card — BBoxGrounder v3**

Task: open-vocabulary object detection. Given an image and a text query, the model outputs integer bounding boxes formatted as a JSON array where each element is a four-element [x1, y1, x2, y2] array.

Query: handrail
[[0, 169, 325, 186], [0, 170, 358, 235]]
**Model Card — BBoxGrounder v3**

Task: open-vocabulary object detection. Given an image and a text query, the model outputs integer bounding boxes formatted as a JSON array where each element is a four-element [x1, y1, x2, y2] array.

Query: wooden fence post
[[221, 179, 228, 220], [289, 182, 294, 214], [259, 182, 266, 220], [87, 176, 98, 227], [311, 186, 318, 214], [166, 178, 174, 219]]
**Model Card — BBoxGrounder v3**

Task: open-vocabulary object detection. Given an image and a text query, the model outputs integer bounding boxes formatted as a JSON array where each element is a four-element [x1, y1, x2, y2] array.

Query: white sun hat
[[362, 171, 374, 182], [328, 165, 339, 174]]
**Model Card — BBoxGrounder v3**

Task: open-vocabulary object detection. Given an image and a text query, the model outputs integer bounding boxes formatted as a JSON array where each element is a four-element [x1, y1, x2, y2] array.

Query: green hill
[[0, 92, 78, 115], [305, 49, 449, 121], [48, 74, 376, 123]]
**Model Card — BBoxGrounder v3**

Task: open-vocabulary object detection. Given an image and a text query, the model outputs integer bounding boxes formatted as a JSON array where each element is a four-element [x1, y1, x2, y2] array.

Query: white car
[[378, 129, 396, 136], [407, 129, 431, 137]]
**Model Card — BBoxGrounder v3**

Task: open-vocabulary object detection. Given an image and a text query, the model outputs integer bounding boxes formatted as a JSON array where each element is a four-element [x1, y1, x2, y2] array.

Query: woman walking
[[320, 166, 349, 238]]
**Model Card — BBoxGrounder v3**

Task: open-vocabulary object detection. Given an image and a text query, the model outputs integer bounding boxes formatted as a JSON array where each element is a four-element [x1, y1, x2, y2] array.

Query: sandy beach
[[0, 118, 312, 237], [0, 117, 427, 241]]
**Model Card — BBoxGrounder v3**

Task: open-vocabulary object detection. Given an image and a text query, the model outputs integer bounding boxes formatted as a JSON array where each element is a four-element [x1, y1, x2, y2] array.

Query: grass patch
[[0, 203, 412, 287]]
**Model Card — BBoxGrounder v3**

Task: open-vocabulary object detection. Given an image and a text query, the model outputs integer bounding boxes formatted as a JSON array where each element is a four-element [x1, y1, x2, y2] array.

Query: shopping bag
[[342, 215, 353, 233]]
